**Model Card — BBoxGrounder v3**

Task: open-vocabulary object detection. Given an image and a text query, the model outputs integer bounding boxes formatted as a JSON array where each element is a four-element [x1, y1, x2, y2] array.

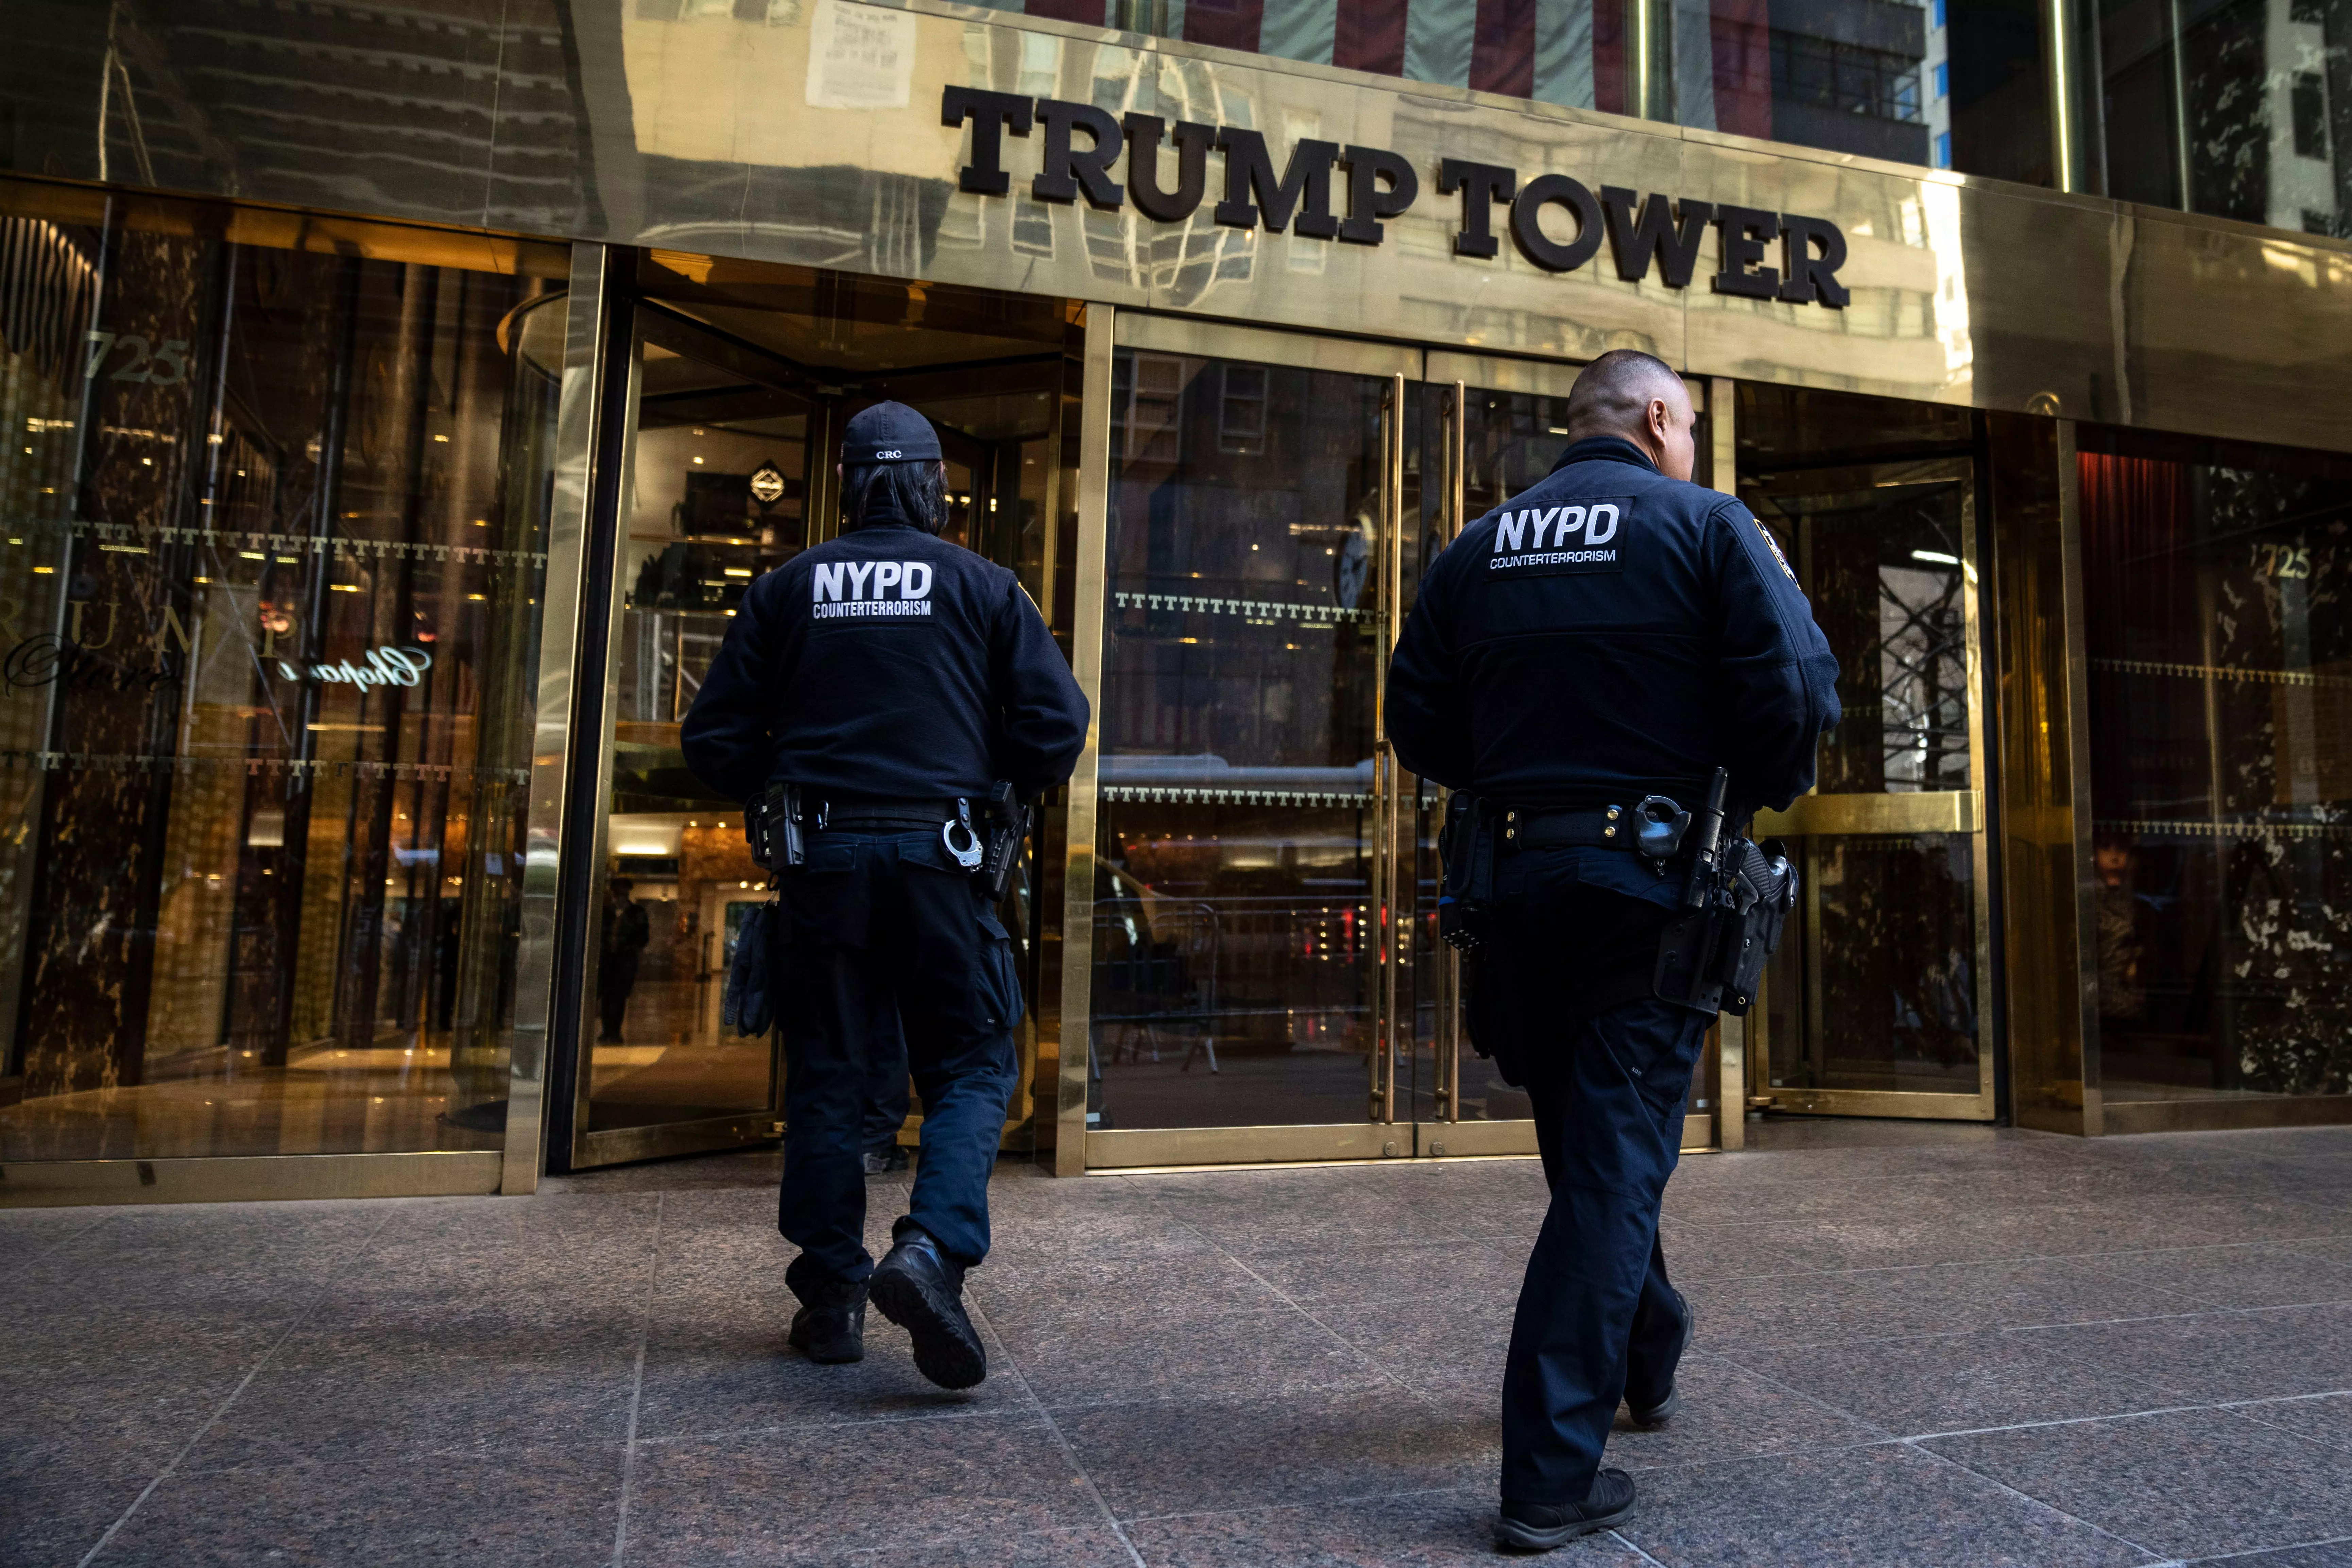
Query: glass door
[[562, 301, 811, 1167], [1408, 360, 1728, 1156], [1081, 319, 1419, 1166], [1742, 459, 1997, 1119]]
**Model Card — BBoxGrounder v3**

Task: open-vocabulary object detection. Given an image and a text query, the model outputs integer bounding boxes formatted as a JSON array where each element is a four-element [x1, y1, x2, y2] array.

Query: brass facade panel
[[1761, 1087, 2006, 1121], [1119, 313, 1420, 380], [577, 1117, 778, 1169], [1054, 305, 1116, 1177], [1424, 1120, 1539, 1157], [1989, 414, 2097, 1135], [1755, 791, 1982, 837], [0, 1152, 503, 1209], [1086, 1123, 1406, 1168], [2099, 1095, 2352, 1136], [1426, 352, 1585, 402], [8, 2, 2346, 453]]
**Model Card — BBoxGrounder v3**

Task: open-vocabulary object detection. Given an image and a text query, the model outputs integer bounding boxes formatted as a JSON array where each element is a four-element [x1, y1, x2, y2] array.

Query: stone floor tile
[[0, 1206, 108, 1274], [2, 1452, 155, 1568], [635, 1280, 1024, 1438], [1311, 1298, 1514, 1390], [984, 1209, 1222, 1267], [2184, 1542, 2352, 1567], [1121, 1488, 1649, 1567], [1724, 1327, 2176, 1437], [1602, 1356, 1884, 1469], [1619, 1442, 2160, 1566], [1925, 1407, 2352, 1560], [2233, 1393, 2352, 1456], [995, 1303, 1393, 1411], [1235, 1239, 1525, 1310], [1165, 1204, 1473, 1256], [86, 1444, 623, 1567], [2082, 1243, 2352, 1311], [2014, 1302, 2352, 1404], [1410, 1351, 1883, 1476], [1058, 1388, 1494, 1520], [622, 1414, 1096, 1565], [757, 1523, 1143, 1567], [965, 1251, 1285, 1332], [177, 1321, 640, 1469]]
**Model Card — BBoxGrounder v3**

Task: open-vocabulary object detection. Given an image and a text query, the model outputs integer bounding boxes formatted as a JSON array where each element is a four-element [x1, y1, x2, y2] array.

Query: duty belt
[[804, 796, 962, 831], [1499, 805, 1642, 851]]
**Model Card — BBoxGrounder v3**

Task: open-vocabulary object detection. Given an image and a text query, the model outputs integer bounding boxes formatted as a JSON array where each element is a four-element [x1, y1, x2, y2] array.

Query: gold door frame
[[556, 297, 806, 1170], [1405, 356, 1728, 1160], [1073, 312, 1423, 1171], [1746, 457, 2001, 1122], [1067, 332, 1738, 1170]]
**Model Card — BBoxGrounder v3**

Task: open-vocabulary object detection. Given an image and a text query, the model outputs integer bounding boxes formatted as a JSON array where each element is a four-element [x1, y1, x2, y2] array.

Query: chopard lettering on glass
[[812, 559, 936, 620], [942, 88, 1849, 308]]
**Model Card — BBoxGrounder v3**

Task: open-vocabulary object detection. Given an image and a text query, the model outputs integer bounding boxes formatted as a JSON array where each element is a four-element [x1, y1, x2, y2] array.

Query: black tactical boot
[[786, 1276, 868, 1365], [1624, 1286, 1693, 1428], [868, 1220, 986, 1390], [861, 1144, 910, 1176], [1496, 1470, 1637, 1551]]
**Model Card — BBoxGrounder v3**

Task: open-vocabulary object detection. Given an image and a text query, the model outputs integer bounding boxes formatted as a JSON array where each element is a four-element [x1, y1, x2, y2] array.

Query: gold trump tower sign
[[943, 86, 1852, 308]]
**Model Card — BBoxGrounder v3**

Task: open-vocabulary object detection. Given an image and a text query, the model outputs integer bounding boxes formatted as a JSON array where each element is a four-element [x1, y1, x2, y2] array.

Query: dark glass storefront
[[0, 183, 566, 1163], [2081, 426, 2352, 1108]]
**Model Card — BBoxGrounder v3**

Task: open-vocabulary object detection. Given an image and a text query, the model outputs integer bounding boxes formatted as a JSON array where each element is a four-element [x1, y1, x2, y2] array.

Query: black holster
[[1437, 790, 1497, 953], [745, 781, 803, 872], [1653, 836, 1797, 1015]]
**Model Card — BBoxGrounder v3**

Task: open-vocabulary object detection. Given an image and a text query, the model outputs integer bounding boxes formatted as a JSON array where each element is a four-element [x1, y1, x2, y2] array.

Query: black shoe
[[868, 1221, 986, 1390], [1496, 1471, 1637, 1552], [861, 1145, 910, 1176], [1625, 1287, 1693, 1428], [786, 1276, 868, 1364]]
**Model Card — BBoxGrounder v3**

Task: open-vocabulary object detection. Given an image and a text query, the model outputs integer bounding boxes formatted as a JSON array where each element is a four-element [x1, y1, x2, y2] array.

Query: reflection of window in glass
[[1218, 365, 1268, 455], [2294, 72, 2329, 160], [1771, 31, 1925, 123], [1120, 352, 1185, 463]]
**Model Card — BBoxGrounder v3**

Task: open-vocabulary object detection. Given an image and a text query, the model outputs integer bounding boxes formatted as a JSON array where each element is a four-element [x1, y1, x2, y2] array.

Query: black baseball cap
[[840, 401, 942, 465]]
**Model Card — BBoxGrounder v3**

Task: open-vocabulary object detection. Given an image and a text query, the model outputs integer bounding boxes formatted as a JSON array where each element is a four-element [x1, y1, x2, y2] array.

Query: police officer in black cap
[[1388, 351, 1838, 1549], [683, 400, 1087, 1390]]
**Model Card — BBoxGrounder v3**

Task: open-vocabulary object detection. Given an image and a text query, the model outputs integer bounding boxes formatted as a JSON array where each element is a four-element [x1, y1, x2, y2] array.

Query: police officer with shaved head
[[1388, 351, 1838, 1549], [684, 401, 1087, 1390]]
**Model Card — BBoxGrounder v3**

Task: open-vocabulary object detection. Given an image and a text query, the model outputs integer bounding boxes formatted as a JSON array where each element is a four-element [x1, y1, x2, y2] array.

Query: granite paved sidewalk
[[8, 1119, 2352, 1567]]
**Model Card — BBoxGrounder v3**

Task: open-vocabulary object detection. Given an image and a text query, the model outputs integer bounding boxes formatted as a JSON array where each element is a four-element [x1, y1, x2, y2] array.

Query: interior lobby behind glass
[[568, 254, 1081, 1158], [2080, 424, 2352, 1105], [0, 183, 566, 1160]]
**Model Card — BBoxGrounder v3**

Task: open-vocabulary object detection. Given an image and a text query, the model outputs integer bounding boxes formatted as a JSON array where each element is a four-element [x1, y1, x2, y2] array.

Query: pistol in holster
[[980, 781, 1031, 902], [1651, 768, 1797, 1015]]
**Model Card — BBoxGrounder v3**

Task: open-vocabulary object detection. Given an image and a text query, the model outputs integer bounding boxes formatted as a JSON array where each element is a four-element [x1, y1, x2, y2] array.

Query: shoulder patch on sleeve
[[1747, 510, 1797, 584]]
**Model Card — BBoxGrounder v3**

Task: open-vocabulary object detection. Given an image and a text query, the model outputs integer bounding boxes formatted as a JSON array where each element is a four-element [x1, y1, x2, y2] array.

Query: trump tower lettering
[[943, 87, 1849, 307]]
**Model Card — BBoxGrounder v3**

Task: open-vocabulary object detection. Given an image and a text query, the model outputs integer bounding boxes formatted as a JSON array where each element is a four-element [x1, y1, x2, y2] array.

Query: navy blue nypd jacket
[[1387, 437, 1840, 821], [681, 518, 1089, 806]]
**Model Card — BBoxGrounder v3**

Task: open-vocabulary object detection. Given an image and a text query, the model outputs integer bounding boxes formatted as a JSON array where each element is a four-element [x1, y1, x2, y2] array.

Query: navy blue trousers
[[1482, 846, 1710, 1505], [772, 830, 1021, 1301]]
